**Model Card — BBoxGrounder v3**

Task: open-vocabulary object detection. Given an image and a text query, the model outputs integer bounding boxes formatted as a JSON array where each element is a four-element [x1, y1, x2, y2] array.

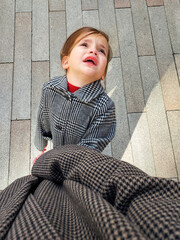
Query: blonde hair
[[60, 26, 112, 74]]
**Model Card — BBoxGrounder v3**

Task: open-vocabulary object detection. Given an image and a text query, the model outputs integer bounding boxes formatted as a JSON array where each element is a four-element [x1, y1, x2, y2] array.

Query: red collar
[[68, 82, 80, 93]]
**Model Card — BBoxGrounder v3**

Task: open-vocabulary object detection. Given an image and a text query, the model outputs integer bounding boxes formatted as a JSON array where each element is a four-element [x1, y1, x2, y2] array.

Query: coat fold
[[0, 145, 180, 239]]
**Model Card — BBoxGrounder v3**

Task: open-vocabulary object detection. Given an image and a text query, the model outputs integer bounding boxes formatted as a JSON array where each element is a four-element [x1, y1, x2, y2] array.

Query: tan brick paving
[[146, 0, 164, 6], [115, 0, 131, 8]]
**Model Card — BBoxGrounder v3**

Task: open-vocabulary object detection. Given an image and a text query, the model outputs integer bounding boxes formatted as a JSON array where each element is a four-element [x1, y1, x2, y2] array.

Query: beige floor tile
[[31, 62, 50, 165], [12, 13, 31, 120], [9, 120, 30, 184], [140, 56, 177, 178], [164, 0, 180, 53], [102, 143, 112, 157], [128, 113, 155, 176], [167, 111, 180, 179], [106, 58, 134, 164], [16, 0, 32, 12], [83, 10, 100, 29], [149, 6, 180, 110], [32, 0, 49, 61], [0, 0, 14, 62], [175, 54, 180, 83], [66, 0, 82, 37], [98, 0, 120, 57], [82, 0, 98, 10], [0, 64, 13, 190], [49, 0, 65, 11], [131, 0, 154, 56], [116, 8, 145, 113], [50, 11, 66, 78]]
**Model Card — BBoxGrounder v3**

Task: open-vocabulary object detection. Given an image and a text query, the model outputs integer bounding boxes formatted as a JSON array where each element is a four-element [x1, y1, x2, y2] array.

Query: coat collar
[[49, 75, 105, 103]]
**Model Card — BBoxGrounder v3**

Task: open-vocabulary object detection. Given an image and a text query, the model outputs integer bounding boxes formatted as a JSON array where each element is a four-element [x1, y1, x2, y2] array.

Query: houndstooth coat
[[0, 145, 180, 239], [34, 75, 116, 152]]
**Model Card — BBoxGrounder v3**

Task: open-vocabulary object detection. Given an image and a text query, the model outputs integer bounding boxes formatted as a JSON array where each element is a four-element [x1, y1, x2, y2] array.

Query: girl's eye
[[99, 49, 106, 55], [81, 42, 87, 47]]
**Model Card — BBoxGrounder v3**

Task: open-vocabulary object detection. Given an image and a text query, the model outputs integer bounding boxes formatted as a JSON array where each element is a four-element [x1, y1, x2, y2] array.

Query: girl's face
[[62, 33, 108, 85]]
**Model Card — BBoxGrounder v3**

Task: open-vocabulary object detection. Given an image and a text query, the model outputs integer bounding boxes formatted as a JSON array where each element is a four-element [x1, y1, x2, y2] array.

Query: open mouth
[[83, 56, 97, 66]]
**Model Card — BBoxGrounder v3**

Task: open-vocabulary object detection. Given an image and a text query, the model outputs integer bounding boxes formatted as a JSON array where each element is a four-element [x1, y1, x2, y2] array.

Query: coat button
[[57, 125, 62, 130]]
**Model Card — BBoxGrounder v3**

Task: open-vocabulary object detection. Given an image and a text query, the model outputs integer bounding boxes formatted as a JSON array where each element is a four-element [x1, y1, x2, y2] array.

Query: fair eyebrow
[[99, 44, 106, 50], [80, 38, 107, 51]]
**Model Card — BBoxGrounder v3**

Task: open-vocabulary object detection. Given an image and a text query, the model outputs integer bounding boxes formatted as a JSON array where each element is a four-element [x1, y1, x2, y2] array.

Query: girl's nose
[[89, 49, 97, 55]]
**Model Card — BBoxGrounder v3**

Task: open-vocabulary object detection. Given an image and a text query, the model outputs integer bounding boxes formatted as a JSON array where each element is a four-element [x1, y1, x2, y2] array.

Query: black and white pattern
[[34, 75, 116, 152], [0, 145, 180, 239]]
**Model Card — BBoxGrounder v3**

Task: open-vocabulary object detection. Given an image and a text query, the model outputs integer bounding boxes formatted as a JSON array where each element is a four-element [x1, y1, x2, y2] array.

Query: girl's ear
[[62, 56, 69, 70]]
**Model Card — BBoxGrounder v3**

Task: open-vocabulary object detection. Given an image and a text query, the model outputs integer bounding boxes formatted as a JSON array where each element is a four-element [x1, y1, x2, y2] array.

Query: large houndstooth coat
[[0, 145, 180, 239]]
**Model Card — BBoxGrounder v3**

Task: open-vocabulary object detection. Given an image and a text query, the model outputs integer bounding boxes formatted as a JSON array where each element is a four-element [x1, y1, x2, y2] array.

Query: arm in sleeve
[[77, 100, 116, 152], [34, 87, 48, 151]]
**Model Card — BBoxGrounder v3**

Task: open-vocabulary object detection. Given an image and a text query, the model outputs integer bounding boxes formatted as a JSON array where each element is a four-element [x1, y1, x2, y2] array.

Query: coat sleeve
[[34, 86, 48, 151], [77, 99, 116, 152]]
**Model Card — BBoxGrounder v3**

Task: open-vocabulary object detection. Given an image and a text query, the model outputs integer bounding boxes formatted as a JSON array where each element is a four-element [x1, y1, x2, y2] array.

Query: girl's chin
[[81, 69, 100, 78]]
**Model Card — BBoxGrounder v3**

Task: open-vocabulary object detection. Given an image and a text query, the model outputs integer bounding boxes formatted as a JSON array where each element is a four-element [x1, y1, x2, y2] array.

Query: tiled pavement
[[0, 0, 180, 190]]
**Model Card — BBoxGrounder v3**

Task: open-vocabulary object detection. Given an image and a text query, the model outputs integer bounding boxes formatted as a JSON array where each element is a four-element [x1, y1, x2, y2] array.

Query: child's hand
[[33, 145, 47, 165], [42, 145, 47, 153]]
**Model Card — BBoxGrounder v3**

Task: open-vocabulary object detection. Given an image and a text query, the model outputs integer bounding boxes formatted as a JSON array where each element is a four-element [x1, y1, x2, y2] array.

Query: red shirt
[[68, 82, 80, 93]]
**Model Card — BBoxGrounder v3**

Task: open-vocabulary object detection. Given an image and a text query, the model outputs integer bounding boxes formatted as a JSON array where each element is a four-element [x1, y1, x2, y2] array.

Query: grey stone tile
[[32, 0, 49, 61], [9, 120, 30, 184], [82, 10, 100, 29], [116, 9, 145, 113], [131, 0, 154, 56], [98, 0, 120, 57], [102, 143, 112, 157], [106, 58, 134, 164], [175, 54, 180, 83], [0, 64, 13, 190], [50, 12, 66, 78], [49, 0, 65, 11], [128, 113, 155, 176], [149, 7, 172, 54], [164, 0, 180, 53], [31, 62, 50, 164], [167, 111, 180, 179], [149, 7, 180, 110], [66, 0, 82, 37], [139, 56, 177, 178], [0, 0, 14, 62], [16, 0, 32, 12], [12, 13, 31, 120], [82, 0, 98, 10]]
